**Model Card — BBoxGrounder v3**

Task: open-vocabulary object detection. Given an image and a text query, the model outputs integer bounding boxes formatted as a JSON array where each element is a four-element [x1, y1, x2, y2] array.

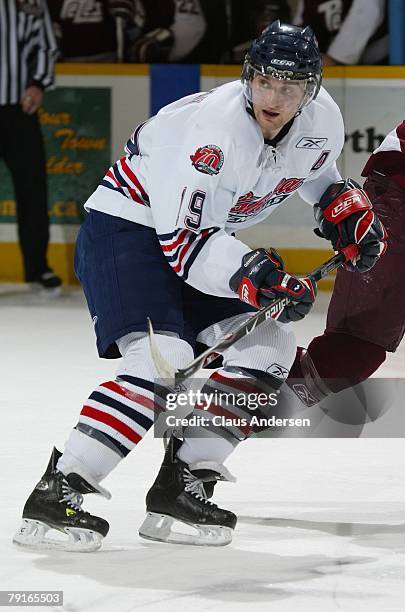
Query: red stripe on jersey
[[106, 169, 120, 186], [160, 229, 189, 252], [172, 229, 209, 273], [81, 405, 142, 444], [107, 168, 144, 204], [100, 381, 155, 411], [120, 157, 147, 197], [172, 236, 196, 273]]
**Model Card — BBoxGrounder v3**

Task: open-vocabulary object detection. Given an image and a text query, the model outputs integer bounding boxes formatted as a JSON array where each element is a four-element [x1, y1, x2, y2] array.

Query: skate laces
[[60, 480, 84, 512], [183, 469, 214, 506]]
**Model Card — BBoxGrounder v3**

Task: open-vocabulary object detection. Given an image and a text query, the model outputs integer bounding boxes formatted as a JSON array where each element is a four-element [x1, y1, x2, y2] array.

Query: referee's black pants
[[0, 104, 50, 281]]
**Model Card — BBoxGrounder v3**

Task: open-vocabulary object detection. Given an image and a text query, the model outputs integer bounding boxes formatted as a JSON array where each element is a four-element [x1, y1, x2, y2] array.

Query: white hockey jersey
[[85, 80, 344, 298]]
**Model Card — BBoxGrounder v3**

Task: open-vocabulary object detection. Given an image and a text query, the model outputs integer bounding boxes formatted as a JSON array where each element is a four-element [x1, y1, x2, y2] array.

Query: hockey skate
[[13, 448, 110, 552], [29, 271, 62, 298], [139, 437, 237, 546]]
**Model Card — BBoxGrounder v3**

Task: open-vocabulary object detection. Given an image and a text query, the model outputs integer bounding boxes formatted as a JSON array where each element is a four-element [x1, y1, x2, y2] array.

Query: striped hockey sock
[[178, 366, 284, 465], [57, 375, 165, 481]]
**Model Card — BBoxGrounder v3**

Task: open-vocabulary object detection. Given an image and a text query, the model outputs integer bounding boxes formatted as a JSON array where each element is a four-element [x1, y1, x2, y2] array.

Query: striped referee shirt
[[0, 0, 57, 105]]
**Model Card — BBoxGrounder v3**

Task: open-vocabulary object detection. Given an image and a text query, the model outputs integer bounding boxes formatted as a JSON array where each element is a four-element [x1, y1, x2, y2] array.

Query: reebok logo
[[296, 137, 328, 149], [267, 363, 289, 379]]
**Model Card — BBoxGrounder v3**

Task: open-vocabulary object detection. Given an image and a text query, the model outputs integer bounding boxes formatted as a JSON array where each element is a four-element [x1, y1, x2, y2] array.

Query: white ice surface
[[1, 286, 405, 612]]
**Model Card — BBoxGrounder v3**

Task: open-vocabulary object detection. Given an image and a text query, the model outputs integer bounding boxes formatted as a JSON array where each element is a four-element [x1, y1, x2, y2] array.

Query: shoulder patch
[[190, 145, 224, 176]]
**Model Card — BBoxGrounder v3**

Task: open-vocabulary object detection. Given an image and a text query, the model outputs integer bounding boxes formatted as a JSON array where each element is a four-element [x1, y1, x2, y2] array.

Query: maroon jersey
[[295, 0, 388, 64], [326, 122, 405, 351], [300, 0, 354, 51], [49, 0, 116, 60]]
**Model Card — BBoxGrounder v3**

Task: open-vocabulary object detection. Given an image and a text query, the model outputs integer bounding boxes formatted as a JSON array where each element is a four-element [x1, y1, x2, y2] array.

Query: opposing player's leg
[[13, 211, 195, 551], [139, 310, 297, 545]]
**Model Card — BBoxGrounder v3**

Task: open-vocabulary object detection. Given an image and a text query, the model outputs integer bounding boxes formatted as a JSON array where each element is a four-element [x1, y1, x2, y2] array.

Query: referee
[[0, 0, 61, 293]]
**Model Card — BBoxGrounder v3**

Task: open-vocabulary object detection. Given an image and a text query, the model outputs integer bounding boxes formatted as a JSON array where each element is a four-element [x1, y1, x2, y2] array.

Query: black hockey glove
[[229, 248, 317, 323], [313, 179, 388, 273]]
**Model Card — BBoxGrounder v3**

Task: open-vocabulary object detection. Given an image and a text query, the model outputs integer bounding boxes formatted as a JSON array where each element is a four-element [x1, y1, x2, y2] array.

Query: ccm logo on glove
[[314, 179, 388, 273], [323, 190, 371, 222]]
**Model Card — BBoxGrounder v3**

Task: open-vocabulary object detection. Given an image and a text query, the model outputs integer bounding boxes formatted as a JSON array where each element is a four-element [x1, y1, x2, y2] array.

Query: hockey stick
[[148, 244, 359, 385]]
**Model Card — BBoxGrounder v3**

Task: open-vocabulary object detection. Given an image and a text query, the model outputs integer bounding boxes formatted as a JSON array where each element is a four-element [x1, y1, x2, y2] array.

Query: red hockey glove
[[313, 179, 388, 273], [229, 248, 317, 323]]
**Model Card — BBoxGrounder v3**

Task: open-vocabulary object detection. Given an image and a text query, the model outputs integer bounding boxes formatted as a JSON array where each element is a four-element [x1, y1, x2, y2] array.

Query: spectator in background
[[0, 0, 61, 294], [126, 0, 228, 63], [227, 1, 292, 63], [293, 0, 388, 65], [49, 0, 135, 62]]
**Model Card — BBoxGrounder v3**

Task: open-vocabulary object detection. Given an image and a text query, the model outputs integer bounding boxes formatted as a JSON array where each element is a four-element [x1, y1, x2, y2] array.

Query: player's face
[[251, 74, 306, 140]]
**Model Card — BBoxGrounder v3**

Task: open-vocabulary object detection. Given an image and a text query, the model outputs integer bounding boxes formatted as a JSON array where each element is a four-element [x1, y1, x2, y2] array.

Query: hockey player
[[13, 22, 386, 551], [288, 121, 405, 408], [293, 0, 388, 66]]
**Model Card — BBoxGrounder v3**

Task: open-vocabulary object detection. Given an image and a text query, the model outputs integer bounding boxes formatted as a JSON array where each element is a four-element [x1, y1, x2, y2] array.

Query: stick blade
[[147, 318, 177, 384]]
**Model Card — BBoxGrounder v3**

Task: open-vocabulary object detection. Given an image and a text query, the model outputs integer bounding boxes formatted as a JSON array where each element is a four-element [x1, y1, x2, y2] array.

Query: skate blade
[[139, 512, 233, 547], [13, 519, 103, 552]]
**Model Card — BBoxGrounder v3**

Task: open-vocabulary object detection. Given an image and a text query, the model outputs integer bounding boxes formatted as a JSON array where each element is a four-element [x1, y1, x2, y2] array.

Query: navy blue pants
[[75, 210, 254, 358]]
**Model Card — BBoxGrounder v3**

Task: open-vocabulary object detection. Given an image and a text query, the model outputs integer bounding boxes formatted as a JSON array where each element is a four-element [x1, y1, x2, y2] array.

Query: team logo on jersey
[[190, 145, 224, 176], [228, 177, 304, 223], [296, 137, 328, 149]]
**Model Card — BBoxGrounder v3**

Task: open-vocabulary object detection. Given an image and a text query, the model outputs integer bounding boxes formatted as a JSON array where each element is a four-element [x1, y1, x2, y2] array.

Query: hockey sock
[[57, 428, 121, 482], [177, 365, 285, 465], [177, 431, 235, 465], [57, 376, 162, 483], [289, 332, 386, 393], [180, 315, 296, 465]]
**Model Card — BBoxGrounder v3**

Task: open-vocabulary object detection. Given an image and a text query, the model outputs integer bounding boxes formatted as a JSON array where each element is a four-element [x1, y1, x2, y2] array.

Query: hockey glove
[[229, 248, 317, 323], [314, 179, 388, 273], [126, 28, 174, 62]]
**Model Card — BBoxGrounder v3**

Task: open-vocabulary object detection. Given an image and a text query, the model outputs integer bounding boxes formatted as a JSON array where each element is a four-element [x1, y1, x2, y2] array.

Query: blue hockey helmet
[[242, 20, 322, 109]]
